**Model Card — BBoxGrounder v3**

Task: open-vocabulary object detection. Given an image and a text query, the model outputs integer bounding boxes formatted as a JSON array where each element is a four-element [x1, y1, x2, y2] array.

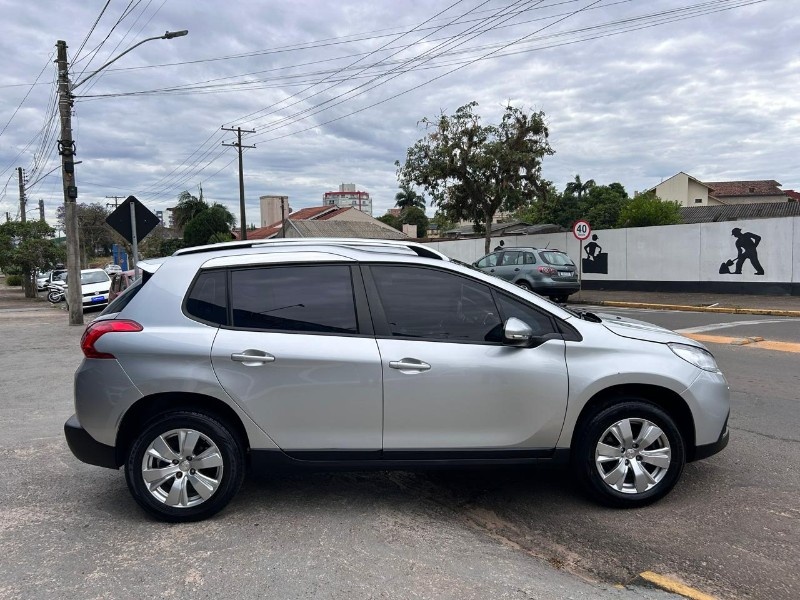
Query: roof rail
[[173, 238, 450, 260]]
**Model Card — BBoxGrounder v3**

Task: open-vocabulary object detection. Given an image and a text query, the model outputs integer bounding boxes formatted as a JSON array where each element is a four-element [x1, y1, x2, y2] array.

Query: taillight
[[81, 320, 142, 359], [538, 266, 558, 276]]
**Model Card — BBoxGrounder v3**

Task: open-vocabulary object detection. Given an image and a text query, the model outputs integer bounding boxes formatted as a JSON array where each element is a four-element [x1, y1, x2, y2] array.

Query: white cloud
[[1, 0, 797, 228]]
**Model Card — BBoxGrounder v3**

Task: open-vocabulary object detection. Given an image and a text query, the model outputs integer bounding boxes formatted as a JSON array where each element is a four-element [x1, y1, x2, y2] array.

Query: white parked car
[[66, 269, 112, 310], [104, 263, 123, 274]]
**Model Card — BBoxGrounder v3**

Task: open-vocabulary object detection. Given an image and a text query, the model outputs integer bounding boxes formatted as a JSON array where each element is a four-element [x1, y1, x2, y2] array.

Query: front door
[[365, 265, 569, 453]]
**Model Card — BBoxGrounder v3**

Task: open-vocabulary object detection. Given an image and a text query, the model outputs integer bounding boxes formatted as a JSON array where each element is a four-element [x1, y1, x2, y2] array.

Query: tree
[[172, 191, 210, 234], [581, 182, 630, 230], [183, 203, 235, 247], [618, 192, 681, 228], [394, 185, 425, 210], [397, 102, 553, 254], [514, 180, 579, 227], [564, 175, 595, 204], [431, 210, 455, 235], [377, 214, 401, 230], [400, 206, 429, 238], [56, 202, 117, 267], [0, 220, 65, 297]]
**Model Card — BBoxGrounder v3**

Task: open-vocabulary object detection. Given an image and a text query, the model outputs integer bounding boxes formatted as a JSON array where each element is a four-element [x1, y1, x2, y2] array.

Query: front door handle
[[389, 358, 431, 372], [231, 350, 276, 366]]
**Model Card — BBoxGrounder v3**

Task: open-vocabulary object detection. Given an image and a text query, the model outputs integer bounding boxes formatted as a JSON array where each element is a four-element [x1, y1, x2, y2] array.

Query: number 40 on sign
[[573, 220, 591, 241]]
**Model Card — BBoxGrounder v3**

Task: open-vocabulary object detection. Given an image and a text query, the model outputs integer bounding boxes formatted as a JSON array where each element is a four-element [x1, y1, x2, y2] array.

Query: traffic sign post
[[572, 220, 591, 299], [106, 196, 160, 279]]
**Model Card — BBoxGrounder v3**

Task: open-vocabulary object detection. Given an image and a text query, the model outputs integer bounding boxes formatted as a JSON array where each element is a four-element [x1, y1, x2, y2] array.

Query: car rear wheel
[[573, 400, 685, 508], [517, 281, 533, 291], [125, 411, 245, 522]]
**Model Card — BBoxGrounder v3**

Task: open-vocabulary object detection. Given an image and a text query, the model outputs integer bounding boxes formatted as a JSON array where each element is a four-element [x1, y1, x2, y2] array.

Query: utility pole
[[280, 197, 286, 238], [105, 195, 124, 209], [56, 39, 83, 326], [39, 199, 45, 222], [18, 168, 26, 223], [5, 212, 10, 223], [222, 126, 255, 240]]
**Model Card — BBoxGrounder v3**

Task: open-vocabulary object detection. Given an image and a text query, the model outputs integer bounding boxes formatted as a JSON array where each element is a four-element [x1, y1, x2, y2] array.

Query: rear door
[[209, 264, 383, 452], [493, 250, 523, 282]]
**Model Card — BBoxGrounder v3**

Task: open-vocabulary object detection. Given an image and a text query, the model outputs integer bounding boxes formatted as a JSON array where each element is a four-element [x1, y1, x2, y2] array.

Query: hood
[[598, 312, 704, 347], [81, 281, 110, 294]]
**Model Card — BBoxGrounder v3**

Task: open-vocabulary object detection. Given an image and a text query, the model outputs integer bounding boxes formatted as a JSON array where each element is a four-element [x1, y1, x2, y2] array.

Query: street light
[[57, 30, 188, 325]]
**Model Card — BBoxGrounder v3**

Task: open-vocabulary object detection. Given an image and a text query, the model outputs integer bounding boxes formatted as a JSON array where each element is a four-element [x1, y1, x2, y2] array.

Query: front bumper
[[691, 416, 730, 461], [64, 414, 118, 469]]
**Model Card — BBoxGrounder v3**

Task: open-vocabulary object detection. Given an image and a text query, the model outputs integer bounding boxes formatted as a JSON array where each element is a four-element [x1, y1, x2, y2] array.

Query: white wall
[[425, 216, 800, 290]]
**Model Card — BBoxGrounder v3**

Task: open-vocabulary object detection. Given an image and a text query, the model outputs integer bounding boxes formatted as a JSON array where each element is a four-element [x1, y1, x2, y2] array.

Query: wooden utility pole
[[280, 197, 286, 238], [105, 195, 124, 209], [56, 39, 83, 325], [222, 126, 255, 240], [18, 168, 26, 223], [38, 199, 45, 221]]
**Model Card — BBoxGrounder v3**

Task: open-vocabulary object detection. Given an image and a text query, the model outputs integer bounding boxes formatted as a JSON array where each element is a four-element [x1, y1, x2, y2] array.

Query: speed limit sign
[[573, 220, 591, 241]]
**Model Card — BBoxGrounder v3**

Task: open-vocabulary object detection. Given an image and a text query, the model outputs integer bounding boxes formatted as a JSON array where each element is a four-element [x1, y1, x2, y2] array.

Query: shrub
[[5, 274, 22, 286]]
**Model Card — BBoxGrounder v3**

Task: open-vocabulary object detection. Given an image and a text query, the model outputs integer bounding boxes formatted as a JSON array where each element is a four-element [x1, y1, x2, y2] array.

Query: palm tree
[[395, 185, 426, 210], [172, 191, 209, 233], [564, 175, 595, 203]]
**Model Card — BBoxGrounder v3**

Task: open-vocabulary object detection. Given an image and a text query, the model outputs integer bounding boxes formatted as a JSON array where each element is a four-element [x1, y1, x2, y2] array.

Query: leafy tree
[[618, 192, 681, 228], [0, 220, 64, 297], [394, 185, 426, 210], [400, 206, 429, 238], [564, 175, 595, 204], [56, 202, 117, 267], [172, 191, 210, 233], [581, 182, 630, 230], [377, 214, 401, 230], [140, 224, 186, 258], [183, 204, 235, 247], [515, 180, 579, 228], [397, 102, 553, 254], [431, 210, 455, 235]]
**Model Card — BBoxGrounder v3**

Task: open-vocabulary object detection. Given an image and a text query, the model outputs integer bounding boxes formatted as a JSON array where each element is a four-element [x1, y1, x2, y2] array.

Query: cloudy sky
[[0, 0, 797, 229]]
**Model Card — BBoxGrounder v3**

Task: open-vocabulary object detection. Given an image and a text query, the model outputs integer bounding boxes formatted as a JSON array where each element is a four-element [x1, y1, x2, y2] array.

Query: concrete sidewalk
[[571, 289, 800, 316]]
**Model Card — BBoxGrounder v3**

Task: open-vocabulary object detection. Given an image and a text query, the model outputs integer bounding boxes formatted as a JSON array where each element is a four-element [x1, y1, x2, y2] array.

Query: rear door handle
[[389, 358, 431, 372], [231, 350, 276, 365]]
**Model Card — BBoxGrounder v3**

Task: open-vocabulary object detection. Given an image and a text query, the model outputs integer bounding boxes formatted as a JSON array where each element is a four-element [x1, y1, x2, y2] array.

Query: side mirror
[[503, 317, 533, 347]]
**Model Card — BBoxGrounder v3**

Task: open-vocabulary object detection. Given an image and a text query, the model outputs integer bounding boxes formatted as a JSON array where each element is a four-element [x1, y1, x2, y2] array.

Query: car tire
[[124, 411, 245, 522], [517, 281, 533, 291], [573, 400, 685, 508]]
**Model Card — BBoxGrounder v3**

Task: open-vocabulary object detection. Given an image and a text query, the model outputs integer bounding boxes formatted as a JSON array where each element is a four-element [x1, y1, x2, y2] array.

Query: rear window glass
[[230, 265, 357, 334], [185, 270, 228, 326], [539, 251, 574, 266]]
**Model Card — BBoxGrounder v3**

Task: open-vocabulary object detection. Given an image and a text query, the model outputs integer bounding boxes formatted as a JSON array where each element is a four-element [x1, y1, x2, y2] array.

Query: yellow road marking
[[683, 333, 800, 353], [639, 571, 718, 600]]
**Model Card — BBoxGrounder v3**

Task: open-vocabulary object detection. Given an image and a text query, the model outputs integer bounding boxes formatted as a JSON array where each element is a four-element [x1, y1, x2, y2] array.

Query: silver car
[[64, 239, 729, 522]]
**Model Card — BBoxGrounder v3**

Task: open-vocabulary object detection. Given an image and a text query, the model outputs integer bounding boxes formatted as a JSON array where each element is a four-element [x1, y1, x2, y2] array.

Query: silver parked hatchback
[[65, 239, 729, 522], [473, 247, 580, 302]]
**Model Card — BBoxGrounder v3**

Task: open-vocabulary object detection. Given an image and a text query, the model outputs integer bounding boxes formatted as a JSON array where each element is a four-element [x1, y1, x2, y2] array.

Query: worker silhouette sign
[[719, 228, 764, 275], [582, 234, 608, 274]]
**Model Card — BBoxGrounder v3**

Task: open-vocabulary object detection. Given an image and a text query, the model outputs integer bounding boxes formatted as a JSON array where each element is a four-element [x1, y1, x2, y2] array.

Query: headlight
[[668, 342, 719, 372]]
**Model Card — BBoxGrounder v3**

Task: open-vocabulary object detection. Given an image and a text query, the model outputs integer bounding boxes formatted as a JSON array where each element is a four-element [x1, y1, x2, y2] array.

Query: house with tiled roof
[[649, 172, 790, 207], [235, 205, 403, 240]]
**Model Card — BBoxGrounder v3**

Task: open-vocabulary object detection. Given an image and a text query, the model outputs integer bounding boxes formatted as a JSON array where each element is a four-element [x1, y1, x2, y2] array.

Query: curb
[[571, 300, 800, 317]]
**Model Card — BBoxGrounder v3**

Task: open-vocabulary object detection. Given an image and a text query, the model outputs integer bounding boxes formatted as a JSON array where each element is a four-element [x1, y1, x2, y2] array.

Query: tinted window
[[501, 251, 523, 266], [186, 270, 228, 326], [539, 251, 574, 266], [371, 266, 502, 343], [523, 252, 536, 265], [101, 277, 143, 316], [495, 293, 557, 336], [231, 265, 357, 334]]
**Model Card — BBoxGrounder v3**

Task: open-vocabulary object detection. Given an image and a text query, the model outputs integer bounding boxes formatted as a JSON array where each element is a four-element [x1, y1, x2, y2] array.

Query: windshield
[[80, 271, 110, 285], [540, 251, 574, 266]]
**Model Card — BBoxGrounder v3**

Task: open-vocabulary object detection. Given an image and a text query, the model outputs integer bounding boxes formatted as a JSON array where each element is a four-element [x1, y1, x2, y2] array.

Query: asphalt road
[[2, 301, 798, 599]]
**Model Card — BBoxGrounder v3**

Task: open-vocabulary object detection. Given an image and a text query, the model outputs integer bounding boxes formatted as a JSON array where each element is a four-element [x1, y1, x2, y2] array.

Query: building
[[259, 195, 290, 227], [239, 205, 401, 240], [651, 172, 790, 207], [323, 183, 372, 216]]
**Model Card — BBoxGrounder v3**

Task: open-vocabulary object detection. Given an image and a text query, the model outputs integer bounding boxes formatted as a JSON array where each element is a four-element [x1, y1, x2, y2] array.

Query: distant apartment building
[[323, 183, 372, 216], [259, 195, 290, 227]]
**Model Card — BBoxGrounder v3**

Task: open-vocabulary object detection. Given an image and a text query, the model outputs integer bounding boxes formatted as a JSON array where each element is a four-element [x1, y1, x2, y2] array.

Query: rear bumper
[[64, 414, 118, 469]]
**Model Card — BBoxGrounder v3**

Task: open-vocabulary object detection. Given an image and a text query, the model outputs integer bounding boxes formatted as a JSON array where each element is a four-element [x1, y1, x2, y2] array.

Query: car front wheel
[[573, 400, 685, 508], [125, 411, 245, 522]]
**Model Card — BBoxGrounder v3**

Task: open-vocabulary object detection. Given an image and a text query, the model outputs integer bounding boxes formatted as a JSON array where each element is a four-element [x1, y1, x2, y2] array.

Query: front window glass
[[230, 265, 357, 334], [475, 253, 498, 268], [371, 266, 502, 343]]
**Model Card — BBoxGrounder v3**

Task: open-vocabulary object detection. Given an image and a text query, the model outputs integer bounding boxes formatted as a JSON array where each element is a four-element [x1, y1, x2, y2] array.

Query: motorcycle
[[46, 282, 66, 304]]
